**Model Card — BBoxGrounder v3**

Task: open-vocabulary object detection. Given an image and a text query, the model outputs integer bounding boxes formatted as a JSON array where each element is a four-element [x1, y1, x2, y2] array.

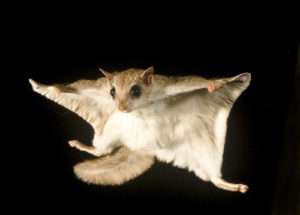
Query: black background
[[10, 6, 299, 215]]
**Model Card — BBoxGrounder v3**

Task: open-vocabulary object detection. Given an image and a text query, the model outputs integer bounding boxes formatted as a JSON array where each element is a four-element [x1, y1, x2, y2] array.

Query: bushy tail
[[73, 146, 155, 185]]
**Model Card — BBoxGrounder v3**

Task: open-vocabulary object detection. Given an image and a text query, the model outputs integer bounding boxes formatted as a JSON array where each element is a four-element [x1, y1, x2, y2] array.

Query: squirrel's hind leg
[[68, 140, 101, 156], [211, 177, 248, 193]]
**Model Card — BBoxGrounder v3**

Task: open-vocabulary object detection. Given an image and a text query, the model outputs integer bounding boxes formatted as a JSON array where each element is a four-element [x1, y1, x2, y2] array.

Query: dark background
[[9, 7, 299, 215]]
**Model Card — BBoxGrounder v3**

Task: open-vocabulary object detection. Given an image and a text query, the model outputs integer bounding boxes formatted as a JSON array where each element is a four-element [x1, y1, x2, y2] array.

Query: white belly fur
[[101, 95, 226, 180]]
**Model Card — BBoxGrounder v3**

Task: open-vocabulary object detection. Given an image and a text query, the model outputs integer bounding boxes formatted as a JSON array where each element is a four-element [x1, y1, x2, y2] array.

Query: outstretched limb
[[28, 78, 113, 130], [68, 140, 102, 156], [211, 177, 249, 193], [68, 131, 120, 157], [154, 72, 251, 100], [160, 76, 228, 99], [68, 139, 116, 157]]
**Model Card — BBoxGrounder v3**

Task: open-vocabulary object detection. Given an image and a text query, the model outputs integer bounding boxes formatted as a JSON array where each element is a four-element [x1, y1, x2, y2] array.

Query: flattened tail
[[73, 147, 155, 185]]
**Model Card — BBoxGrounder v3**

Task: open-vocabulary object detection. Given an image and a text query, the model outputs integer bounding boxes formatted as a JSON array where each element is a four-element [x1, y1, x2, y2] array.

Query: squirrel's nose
[[118, 102, 128, 112]]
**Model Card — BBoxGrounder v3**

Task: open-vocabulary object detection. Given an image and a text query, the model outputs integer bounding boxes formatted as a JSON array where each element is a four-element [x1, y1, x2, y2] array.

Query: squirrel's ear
[[99, 68, 113, 80], [139, 66, 154, 85]]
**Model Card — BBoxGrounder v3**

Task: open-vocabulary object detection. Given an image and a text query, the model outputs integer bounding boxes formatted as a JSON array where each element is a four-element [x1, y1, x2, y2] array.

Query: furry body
[[29, 67, 250, 193], [105, 91, 226, 181]]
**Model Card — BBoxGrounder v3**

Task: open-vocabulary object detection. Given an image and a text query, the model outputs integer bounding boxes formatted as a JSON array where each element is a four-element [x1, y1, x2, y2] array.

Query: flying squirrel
[[29, 66, 251, 193]]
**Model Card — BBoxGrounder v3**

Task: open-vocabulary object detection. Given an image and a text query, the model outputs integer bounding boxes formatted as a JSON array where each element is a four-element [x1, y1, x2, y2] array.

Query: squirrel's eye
[[130, 85, 142, 97], [110, 87, 116, 97]]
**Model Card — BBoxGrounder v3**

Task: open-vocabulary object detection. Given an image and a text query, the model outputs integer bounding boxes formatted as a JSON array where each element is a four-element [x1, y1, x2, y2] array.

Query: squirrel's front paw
[[207, 80, 223, 93]]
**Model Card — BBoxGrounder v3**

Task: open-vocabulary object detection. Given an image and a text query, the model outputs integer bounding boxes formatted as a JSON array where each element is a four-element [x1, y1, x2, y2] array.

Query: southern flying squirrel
[[29, 66, 251, 193]]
